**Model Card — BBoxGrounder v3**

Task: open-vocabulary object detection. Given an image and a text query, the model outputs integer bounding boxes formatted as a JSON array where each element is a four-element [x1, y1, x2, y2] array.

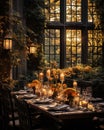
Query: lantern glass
[[3, 38, 12, 50], [30, 44, 37, 53]]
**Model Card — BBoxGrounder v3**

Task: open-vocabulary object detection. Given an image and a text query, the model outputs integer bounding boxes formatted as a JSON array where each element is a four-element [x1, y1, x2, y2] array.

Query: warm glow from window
[[45, 0, 60, 21], [66, 0, 81, 22], [44, 29, 60, 67], [88, 30, 102, 65], [88, 0, 96, 22], [66, 30, 81, 66]]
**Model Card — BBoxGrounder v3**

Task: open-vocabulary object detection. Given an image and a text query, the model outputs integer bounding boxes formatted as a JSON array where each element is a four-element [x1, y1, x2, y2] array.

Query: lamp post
[[3, 35, 13, 79]]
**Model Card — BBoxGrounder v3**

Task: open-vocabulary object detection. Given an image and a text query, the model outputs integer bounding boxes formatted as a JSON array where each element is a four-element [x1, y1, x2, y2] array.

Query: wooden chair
[[15, 98, 58, 130], [93, 117, 104, 130], [15, 97, 47, 130], [0, 91, 5, 130], [0, 84, 19, 130]]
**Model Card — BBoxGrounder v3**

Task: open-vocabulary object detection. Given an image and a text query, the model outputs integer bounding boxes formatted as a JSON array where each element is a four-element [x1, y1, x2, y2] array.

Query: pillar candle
[[60, 73, 64, 82], [46, 69, 51, 79], [73, 80, 77, 88], [39, 72, 44, 80]]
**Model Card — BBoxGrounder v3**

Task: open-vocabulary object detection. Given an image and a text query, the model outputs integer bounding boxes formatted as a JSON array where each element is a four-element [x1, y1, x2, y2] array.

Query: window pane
[[44, 29, 60, 66], [88, 0, 96, 22], [66, 30, 81, 66], [45, 0, 60, 21], [88, 30, 102, 66], [66, 0, 81, 22]]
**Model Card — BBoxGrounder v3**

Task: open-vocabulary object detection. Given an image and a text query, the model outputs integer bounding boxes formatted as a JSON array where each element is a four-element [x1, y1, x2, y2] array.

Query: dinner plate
[[48, 104, 69, 111], [17, 90, 27, 94], [98, 102, 104, 106], [89, 98, 103, 102], [23, 94, 37, 99], [35, 98, 53, 104]]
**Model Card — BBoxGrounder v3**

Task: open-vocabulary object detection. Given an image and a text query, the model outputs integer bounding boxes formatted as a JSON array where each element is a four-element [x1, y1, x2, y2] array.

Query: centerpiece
[[57, 87, 78, 107], [27, 79, 41, 94]]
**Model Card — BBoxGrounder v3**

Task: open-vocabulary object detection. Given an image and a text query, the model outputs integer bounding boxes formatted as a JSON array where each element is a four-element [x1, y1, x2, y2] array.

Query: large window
[[44, 0, 103, 68]]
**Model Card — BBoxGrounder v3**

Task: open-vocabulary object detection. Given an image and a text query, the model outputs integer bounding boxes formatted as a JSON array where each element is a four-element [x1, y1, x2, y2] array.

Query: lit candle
[[60, 73, 64, 82], [81, 100, 88, 107], [73, 80, 77, 88], [46, 69, 51, 79], [27, 83, 31, 88], [48, 89, 53, 97], [42, 88, 47, 96], [39, 72, 44, 80]]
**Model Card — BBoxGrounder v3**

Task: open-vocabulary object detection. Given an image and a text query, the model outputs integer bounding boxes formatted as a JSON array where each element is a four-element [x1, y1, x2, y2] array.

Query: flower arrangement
[[84, 65, 92, 73], [27, 79, 42, 94], [62, 64, 94, 80], [27, 79, 41, 88], [61, 88, 77, 97], [57, 87, 78, 105]]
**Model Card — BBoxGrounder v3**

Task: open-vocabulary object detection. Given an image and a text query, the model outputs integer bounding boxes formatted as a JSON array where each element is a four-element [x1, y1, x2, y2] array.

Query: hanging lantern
[[3, 35, 12, 50], [29, 43, 37, 54]]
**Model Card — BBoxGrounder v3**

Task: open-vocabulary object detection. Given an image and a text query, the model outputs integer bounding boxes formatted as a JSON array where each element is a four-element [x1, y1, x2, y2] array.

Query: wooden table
[[13, 90, 104, 130], [26, 98, 104, 130], [28, 101, 102, 117]]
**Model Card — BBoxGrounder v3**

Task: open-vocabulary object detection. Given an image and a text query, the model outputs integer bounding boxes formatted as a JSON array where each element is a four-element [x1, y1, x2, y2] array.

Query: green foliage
[[23, 0, 45, 73], [0, 0, 45, 83], [23, 0, 45, 43], [90, 0, 104, 30]]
